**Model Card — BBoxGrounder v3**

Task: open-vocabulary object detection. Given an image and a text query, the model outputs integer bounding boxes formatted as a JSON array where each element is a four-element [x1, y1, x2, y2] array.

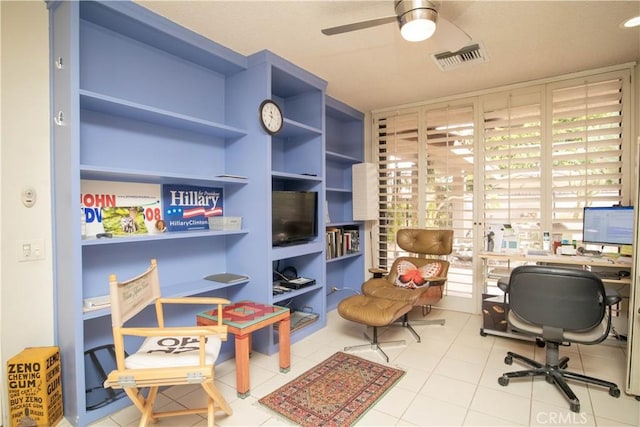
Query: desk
[[478, 252, 632, 340], [197, 301, 290, 398], [479, 252, 632, 285]]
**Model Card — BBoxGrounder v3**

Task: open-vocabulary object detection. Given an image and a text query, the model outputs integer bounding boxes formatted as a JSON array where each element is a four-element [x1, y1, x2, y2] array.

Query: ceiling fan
[[321, 0, 471, 47]]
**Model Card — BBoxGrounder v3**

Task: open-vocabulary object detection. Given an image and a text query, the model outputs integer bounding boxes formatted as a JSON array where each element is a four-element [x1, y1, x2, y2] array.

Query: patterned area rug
[[259, 351, 404, 426]]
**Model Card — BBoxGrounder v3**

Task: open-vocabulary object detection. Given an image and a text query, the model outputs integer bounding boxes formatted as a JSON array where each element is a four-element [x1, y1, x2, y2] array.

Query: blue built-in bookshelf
[[48, 1, 363, 424], [325, 97, 366, 311]]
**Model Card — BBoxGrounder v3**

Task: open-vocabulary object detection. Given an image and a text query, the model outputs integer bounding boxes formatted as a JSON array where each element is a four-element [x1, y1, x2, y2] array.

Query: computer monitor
[[582, 206, 634, 246]]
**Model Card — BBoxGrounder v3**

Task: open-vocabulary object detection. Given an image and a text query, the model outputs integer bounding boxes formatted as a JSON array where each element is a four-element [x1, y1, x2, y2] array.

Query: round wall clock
[[259, 100, 283, 135]]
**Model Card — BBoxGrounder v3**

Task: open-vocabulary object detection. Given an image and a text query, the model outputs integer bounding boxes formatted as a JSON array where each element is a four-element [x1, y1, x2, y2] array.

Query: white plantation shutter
[[375, 105, 475, 293], [549, 75, 628, 244], [424, 105, 475, 297], [376, 111, 420, 270], [482, 90, 543, 248], [373, 67, 632, 300]]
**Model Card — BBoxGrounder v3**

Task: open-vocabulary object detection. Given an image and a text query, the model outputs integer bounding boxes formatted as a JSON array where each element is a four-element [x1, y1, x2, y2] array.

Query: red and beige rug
[[259, 351, 405, 426]]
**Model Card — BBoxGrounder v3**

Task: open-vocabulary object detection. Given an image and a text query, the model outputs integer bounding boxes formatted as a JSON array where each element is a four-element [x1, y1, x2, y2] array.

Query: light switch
[[18, 239, 45, 262]]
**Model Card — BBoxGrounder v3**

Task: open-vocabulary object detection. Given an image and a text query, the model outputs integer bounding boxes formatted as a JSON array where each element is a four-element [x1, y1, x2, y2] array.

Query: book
[[204, 273, 249, 284]]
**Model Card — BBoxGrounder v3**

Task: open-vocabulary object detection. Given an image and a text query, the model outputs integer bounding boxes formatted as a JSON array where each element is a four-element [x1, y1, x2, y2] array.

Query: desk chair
[[104, 259, 232, 427], [361, 228, 452, 342], [497, 265, 621, 413]]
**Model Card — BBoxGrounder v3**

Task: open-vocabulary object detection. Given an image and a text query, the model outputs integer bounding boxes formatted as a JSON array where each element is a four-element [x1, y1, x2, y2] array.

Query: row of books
[[326, 227, 360, 260]]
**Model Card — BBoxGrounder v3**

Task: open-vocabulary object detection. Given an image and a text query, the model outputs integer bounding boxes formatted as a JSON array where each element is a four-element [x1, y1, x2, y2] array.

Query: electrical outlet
[[18, 239, 45, 262]]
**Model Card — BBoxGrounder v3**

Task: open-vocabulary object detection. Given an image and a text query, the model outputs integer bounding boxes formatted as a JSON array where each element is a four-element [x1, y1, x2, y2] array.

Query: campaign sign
[[80, 180, 162, 238], [162, 184, 223, 231]]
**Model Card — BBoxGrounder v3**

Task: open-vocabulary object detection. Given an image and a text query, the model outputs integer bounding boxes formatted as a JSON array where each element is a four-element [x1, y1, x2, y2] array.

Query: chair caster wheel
[[570, 402, 580, 413], [536, 339, 545, 348], [498, 375, 509, 386], [609, 387, 621, 398], [504, 355, 513, 365], [480, 328, 487, 337]]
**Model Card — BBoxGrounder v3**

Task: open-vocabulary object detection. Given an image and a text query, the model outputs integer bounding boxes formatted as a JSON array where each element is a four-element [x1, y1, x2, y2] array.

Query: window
[[549, 74, 629, 249], [376, 111, 420, 270], [482, 90, 543, 249], [375, 104, 476, 298], [424, 105, 475, 297], [373, 67, 632, 301]]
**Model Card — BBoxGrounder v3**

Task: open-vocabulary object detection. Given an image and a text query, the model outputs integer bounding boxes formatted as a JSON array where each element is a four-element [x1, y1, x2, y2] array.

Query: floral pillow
[[395, 260, 443, 289]]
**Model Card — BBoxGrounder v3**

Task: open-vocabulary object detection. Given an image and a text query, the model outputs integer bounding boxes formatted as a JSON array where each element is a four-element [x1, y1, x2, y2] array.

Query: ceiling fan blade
[[434, 15, 472, 51], [321, 15, 398, 36]]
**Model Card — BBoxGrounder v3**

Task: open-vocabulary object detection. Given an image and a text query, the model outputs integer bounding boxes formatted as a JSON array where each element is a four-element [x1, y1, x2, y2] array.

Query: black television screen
[[582, 206, 634, 246], [272, 191, 318, 246]]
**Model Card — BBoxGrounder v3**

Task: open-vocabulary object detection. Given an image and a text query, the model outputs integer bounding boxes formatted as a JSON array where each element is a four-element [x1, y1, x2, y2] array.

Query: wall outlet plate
[[18, 239, 45, 262]]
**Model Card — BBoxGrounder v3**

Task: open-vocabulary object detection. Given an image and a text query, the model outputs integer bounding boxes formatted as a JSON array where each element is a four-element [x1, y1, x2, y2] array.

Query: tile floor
[[73, 308, 639, 427]]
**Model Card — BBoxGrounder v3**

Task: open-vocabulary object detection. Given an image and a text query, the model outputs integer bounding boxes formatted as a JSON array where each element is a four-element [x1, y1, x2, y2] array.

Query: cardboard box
[[482, 294, 508, 332], [208, 216, 241, 231], [7, 347, 63, 427]]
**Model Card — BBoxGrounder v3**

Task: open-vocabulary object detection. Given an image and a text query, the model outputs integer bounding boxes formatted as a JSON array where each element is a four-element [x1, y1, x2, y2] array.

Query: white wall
[[0, 1, 53, 424]]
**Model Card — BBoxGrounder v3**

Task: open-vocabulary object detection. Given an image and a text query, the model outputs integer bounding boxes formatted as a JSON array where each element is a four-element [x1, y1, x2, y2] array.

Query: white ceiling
[[136, 0, 640, 113]]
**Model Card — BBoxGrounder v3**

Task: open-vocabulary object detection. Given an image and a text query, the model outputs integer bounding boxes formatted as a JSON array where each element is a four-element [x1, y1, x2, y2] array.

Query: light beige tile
[[401, 396, 468, 426], [216, 398, 272, 426], [369, 382, 416, 418], [393, 343, 446, 372], [463, 409, 527, 426], [419, 373, 478, 408], [433, 356, 485, 384], [589, 388, 640, 426], [394, 366, 431, 393], [530, 373, 592, 410], [479, 363, 533, 398], [445, 341, 492, 365], [529, 399, 596, 427], [470, 385, 531, 425], [85, 309, 639, 427], [355, 408, 401, 426]]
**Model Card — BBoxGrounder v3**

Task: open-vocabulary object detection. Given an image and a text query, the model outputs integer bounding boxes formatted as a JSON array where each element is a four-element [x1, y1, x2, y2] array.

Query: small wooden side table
[[196, 301, 290, 398]]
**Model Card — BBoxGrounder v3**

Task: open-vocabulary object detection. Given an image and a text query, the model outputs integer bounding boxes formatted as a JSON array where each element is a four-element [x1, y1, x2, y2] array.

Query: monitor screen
[[272, 191, 318, 246], [582, 206, 634, 246]]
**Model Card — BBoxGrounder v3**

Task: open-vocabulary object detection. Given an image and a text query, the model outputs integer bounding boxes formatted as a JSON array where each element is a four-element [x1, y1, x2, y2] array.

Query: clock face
[[259, 100, 283, 135]]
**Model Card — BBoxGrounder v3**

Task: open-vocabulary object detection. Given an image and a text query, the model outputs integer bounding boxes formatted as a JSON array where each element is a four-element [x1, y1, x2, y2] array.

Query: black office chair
[[497, 265, 621, 413]]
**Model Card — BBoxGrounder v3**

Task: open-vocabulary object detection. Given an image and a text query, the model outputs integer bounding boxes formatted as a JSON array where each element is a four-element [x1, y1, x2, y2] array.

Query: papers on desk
[[526, 249, 549, 256]]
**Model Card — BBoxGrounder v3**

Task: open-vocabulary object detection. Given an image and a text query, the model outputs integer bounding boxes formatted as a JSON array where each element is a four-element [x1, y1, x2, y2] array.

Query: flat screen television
[[582, 206, 634, 246], [272, 191, 318, 246]]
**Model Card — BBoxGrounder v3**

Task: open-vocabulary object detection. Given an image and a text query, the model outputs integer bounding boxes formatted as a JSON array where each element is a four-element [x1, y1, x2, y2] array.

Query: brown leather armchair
[[361, 228, 453, 342]]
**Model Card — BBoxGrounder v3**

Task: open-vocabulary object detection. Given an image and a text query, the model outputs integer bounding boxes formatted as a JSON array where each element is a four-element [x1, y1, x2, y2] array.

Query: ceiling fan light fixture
[[622, 15, 640, 28], [400, 12, 437, 41], [396, 0, 438, 42]]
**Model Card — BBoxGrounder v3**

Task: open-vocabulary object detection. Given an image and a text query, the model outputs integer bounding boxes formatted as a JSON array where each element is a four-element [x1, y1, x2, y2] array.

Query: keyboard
[[594, 271, 620, 280]]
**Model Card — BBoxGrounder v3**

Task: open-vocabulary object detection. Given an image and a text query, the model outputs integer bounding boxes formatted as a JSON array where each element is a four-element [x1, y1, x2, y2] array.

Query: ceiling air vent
[[432, 43, 489, 71]]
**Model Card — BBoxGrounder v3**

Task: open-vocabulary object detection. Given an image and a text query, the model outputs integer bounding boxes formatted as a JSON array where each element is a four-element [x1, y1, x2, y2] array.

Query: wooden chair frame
[[104, 259, 232, 426]]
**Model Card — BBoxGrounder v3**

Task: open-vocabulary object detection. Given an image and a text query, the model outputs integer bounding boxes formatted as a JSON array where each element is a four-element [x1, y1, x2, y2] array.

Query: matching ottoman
[[338, 294, 413, 362]]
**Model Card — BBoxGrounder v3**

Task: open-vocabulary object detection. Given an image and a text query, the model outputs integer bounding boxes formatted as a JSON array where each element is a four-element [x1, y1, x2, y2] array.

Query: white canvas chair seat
[[125, 334, 222, 369], [104, 259, 232, 427]]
